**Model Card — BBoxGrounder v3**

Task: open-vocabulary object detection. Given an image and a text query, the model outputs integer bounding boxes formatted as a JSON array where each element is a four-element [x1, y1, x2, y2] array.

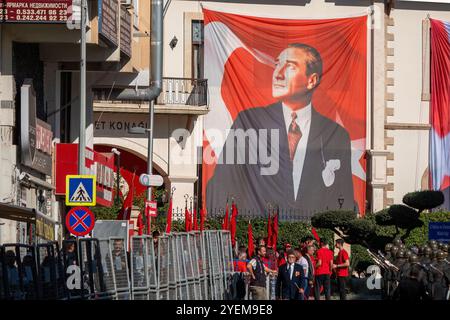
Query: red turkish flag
[[230, 202, 238, 247], [311, 227, 321, 243], [137, 213, 144, 236], [117, 179, 133, 220], [200, 206, 207, 231], [247, 221, 255, 259], [193, 207, 199, 231], [267, 213, 273, 248], [222, 203, 229, 230], [165, 197, 173, 234], [271, 211, 279, 250], [185, 207, 192, 232]]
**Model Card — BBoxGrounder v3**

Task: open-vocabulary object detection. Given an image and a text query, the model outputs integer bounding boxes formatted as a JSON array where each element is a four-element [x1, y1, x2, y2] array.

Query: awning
[[0, 202, 35, 223], [0, 203, 58, 225], [0, 203, 58, 241]]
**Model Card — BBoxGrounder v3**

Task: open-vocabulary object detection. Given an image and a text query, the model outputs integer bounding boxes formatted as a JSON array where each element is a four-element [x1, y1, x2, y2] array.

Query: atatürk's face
[[272, 47, 316, 102]]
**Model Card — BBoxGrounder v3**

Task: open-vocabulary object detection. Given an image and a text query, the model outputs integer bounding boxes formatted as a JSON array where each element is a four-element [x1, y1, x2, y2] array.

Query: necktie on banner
[[247, 220, 255, 258], [430, 19, 450, 209], [288, 112, 302, 161]]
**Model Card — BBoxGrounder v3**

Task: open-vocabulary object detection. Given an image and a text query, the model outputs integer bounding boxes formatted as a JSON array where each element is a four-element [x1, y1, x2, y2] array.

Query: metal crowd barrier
[[1, 230, 234, 300], [157, 235, 170, 300]]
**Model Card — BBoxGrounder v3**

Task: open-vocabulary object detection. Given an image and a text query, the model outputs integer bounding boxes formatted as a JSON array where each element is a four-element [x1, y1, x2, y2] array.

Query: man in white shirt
[[295, 249, 309, 300], [206, 43, 354, 217]]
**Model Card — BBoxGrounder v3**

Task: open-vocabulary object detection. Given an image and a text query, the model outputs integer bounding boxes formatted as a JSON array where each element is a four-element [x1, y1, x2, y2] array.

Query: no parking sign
[[66, 207, 95, 237]]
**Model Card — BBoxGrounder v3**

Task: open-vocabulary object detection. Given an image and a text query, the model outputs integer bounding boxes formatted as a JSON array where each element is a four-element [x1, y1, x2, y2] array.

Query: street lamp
[[338, 195, 344, 209], [128, 126, 153, 201], [128, 125, 154, 235], [111, 148, 121, 206]]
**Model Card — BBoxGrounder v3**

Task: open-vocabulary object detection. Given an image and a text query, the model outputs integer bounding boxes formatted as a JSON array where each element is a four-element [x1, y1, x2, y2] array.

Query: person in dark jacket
[[394, 266, 430, 301], [304, 245, 316, 298], [276, 250, 306, 300]]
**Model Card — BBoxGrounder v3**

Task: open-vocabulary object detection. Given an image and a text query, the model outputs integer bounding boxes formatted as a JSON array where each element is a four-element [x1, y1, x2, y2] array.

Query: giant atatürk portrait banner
[[202, 9, 367, 219]]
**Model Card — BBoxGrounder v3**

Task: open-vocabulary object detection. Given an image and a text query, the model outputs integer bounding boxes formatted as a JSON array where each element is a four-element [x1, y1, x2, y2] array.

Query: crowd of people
[[232, 236, 351, 300]]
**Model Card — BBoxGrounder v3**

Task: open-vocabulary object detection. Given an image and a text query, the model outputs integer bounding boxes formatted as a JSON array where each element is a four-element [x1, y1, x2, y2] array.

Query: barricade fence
[[0, 230, 234, 300]]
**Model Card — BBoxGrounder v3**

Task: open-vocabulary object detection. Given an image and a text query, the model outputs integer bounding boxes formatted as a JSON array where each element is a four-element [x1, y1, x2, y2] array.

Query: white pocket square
[[322, 159, 341, 187]]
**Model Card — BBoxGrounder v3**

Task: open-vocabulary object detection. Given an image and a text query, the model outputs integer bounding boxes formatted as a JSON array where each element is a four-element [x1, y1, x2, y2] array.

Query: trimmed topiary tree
[[373, 204, 423, 241], [402, 190, 444, 213]]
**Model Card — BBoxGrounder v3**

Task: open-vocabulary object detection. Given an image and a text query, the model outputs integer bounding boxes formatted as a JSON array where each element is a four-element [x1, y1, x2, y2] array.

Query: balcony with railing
[[92, 77, 209, 115], [157, 78, 208, 107]]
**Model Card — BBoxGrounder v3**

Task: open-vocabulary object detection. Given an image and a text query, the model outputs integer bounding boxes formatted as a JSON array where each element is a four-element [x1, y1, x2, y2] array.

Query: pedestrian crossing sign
[[66, 175, 96, 206]]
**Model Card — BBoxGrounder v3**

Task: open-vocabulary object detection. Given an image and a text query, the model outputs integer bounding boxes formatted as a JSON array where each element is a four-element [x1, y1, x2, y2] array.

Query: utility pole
[[146, 0, 163, 233], [78, 0, 87, 175]]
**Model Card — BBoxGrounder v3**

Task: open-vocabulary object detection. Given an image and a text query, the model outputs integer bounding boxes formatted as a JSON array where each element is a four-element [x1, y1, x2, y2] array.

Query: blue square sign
[[428, 222, 450, 243], [66, 175, 96, 206]]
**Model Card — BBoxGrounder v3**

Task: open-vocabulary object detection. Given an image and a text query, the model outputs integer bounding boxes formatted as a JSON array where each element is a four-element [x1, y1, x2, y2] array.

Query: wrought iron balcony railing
[[92, 77, 208, 108], [157, 77, 208, 107]]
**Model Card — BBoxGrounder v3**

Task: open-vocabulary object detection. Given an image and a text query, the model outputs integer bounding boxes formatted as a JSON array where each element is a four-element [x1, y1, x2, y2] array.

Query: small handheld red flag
[[200, 206, 206, 231], [137, 213, 144, 236], [117, 178, 134, 220], [193, 207, 198, 230], [222, 203, 229, 230], [185, 207, 192, 232], [311, 227, 320, 243], [165, 197, 173, 234], [247, 220, 254, 258], [267, 213, 273, 247], [271, 211, 279, 250], [230, 202, 238, 247]]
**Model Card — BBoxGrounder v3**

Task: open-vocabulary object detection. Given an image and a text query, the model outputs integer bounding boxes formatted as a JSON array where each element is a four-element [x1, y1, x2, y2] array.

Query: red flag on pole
[[222, 203, 229, 230], [200, 206, 206, 231], [117, 180, 134, 220], [271, 211, 279, 250], [311, 227, 321, 243], [185, 207, 192, 232], [137, 213, 144, 236], [230, 202, 238, 247], [266, 213, 272, 248], [193, 207, 198, 230], [247, 220, 254, 259], [166, 197, 173, 234]]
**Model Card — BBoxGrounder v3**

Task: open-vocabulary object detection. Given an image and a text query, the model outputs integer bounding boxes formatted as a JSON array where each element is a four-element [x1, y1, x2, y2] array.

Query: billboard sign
[[20, 79, 53, 176], [55, 143, 114, 207], [0, 0, 72, 23]]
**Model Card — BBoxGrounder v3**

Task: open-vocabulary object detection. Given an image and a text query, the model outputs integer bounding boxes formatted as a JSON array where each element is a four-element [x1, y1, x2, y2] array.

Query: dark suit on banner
[[206, 102, 355, 217], [276, 263, 306, 300]]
